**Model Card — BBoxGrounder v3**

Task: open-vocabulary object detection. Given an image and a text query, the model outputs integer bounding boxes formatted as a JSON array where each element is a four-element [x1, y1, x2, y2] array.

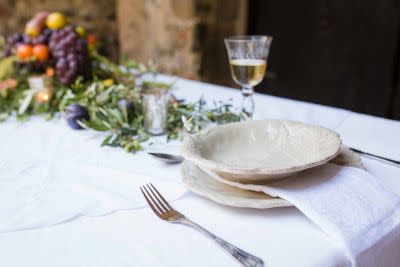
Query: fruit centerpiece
[[5, 12, 90, 85], [0, 11, 243, 152]]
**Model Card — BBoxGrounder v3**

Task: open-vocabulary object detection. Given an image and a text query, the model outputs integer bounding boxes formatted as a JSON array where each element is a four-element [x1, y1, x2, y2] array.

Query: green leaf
[[81, 119, 109, 131], [101, 134, 113, 146], [107, 108, 124, 125]]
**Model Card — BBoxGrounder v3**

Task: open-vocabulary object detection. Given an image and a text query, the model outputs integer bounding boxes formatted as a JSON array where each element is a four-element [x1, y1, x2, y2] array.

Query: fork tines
[[140, 183, 173, 215]]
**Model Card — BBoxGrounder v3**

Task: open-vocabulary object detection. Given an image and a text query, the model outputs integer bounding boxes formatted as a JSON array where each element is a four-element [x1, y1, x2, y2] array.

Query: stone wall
[[116, 0, 247, 82], [117, 0, 199, 79], [0, 0, 247, 83]]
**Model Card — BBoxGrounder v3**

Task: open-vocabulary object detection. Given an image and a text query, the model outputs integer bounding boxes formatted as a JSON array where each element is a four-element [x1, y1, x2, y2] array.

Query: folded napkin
[[200, 163, 400, 266], [0, 159, 186, 233]]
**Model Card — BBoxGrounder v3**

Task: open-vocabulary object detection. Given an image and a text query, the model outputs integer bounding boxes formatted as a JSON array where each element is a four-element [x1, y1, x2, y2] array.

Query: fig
[[64, 103, 89, 129]]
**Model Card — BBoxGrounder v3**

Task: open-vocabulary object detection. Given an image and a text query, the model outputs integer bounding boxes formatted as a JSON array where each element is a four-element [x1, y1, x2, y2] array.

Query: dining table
[[1, 74, 400, 267]]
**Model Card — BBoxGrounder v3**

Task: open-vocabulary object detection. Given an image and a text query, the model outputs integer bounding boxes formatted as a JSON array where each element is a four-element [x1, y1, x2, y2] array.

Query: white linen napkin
[[200, 163, 400, 266], [0, 159, 186, 233]]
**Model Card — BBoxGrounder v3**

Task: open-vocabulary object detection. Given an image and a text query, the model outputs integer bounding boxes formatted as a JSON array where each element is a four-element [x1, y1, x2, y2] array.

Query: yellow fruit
[[46, 12, 67, 30], [101, 79, 114, 86], [25, 23, 40, 37], [75, 26, 86, 37]]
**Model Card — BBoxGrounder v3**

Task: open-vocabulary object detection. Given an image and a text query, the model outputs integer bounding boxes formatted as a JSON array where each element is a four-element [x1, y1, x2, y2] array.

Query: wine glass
[[224, 35, 272, 118]]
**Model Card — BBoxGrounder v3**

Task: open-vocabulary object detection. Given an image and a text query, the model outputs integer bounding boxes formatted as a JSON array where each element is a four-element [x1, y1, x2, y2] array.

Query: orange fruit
[[87, 34, 97, 45], [16, 44, 33, 60], [33, 44, 50, 61]]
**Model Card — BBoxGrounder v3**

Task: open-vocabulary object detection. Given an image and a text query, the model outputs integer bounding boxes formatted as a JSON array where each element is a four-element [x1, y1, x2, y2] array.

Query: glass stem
[[241, 86, 254, 118]]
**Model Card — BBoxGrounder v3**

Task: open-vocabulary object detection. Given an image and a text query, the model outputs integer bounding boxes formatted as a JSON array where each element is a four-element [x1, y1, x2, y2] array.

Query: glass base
[[241, 86, 254, 118]]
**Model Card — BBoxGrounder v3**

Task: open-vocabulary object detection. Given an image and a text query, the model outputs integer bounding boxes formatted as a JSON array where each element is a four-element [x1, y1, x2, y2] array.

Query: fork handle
[[179, 218, 264, 267]]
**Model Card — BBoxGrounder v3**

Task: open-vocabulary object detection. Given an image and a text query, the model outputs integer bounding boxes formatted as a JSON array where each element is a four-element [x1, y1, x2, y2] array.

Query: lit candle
[[28, 75, 54, 104], [34, 89, 52, 103]]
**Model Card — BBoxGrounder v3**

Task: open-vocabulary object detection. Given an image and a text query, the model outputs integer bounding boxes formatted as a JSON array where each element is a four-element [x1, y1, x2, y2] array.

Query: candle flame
[[46, 67, 55, 77], [35, 91, 51, 103]]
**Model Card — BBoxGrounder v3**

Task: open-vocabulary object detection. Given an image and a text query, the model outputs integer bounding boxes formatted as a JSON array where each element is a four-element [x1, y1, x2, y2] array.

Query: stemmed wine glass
[[224, 35, 272, 118]]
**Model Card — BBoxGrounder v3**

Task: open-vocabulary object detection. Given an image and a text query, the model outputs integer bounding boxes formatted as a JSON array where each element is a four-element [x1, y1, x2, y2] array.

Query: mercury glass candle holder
[[28, 75, 54, 104], [141, 87, 169, 135]]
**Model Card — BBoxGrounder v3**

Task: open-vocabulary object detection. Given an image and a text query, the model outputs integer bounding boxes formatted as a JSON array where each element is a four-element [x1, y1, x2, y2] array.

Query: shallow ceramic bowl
[[196, 145, 362, 194], [181, 120, 342, 182]]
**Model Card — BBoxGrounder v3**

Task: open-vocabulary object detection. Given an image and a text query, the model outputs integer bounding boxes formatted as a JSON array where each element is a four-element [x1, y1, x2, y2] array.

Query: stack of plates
[[180, 120, 362, 209]]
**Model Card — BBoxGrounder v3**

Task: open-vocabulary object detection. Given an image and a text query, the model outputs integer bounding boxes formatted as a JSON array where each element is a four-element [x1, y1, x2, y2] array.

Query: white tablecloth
[[1, 75, 400, 267]]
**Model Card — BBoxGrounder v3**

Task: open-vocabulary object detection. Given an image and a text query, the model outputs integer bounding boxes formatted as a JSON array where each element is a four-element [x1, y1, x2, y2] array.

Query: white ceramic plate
[[181, 120, 342, 182], [181, 146, 361, 209], [181, 160, 292, 209]]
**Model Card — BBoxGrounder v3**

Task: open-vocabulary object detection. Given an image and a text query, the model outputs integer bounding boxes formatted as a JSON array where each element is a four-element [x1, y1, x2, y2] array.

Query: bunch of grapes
[[4, 33, 23, 56], [49, 26, 89, 85]]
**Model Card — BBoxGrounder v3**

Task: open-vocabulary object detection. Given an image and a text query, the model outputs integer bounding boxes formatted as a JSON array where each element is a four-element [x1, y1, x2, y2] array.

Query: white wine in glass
[[225, 36, 272, 118], [229, 59, 267, 87]]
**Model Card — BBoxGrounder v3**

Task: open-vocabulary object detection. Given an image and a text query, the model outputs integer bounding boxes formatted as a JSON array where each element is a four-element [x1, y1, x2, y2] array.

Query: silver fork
[[140, 183, 265, 267]]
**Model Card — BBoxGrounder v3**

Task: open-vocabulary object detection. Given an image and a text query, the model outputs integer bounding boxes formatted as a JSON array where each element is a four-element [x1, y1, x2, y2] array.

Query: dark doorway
[[248, 0, 400, 119]]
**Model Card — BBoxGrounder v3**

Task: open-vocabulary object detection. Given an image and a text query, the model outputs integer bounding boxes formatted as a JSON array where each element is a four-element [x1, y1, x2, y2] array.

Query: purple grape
[[55, 49, 66, 58], [7, 33, 23, 45], [50, 34, 61, 43], [64, 25, 75, 32], [22, 34, 33, 45], [67, 53, 77, 61], [48, 40, 56, 49], [42, 28, 52, 36], [56, 59, 67, 69], [32, 35, 46, 45], [69, 60, 78, 70]]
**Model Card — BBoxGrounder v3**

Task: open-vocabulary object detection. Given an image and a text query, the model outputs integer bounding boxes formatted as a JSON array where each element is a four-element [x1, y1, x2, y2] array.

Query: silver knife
[[350, 147, 400, 167]]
